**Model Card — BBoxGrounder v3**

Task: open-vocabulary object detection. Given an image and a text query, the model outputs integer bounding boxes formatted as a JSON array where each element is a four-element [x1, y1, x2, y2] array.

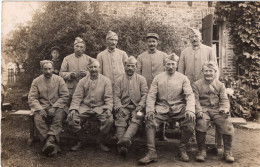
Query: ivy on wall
[[215, 2, 260, 119]]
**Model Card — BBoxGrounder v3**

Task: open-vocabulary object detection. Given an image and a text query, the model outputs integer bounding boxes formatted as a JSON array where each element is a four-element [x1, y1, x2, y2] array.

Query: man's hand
[[196, 111, 204, 119], [145, 112, 155, 120], [39, 109, 47, 117], [80, 71, 87, 78], [48, 107, 57, 117], [118, 108, 127, 118], [185, 110, 196, 123], [70, 72, 76, 79], [67, 110, 78, 121]]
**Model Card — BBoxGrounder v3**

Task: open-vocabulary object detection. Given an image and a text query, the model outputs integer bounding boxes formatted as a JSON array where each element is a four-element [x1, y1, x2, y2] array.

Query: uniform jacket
[[146, 71, 195, 114], [97, 48, 128, 85], [192, 78, 230, 113], [137, 50, 167, 87], [28, 74, 69, 112], [59, 53, 95, 95], [69, 74, 113, 114], [178, 44, 217, 83], [113, 73, 148, 110]]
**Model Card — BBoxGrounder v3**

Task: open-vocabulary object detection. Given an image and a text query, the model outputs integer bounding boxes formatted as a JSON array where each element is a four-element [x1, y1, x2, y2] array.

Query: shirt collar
[[148, 49, 157, 54], [192, 43, 201, 50], [107, 48, 116, 53], [126, 73, 135, 80]]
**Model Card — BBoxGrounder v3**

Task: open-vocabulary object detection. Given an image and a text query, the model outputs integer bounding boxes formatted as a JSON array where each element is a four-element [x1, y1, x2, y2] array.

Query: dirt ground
[[1, 88, 260, 167]]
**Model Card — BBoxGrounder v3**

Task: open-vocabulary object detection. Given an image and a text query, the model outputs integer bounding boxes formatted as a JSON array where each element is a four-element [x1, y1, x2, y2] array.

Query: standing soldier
[[67, 59, 114, 152], [178, 28, 218, 83], [28, 60, 69, 156], [60, 37, 95, 100], [193, 61, 234, 163], [97, 31, 128, 87], [136, 33, 168, 88], [138, 54, 196, 164], [114, 56, 148, 156]]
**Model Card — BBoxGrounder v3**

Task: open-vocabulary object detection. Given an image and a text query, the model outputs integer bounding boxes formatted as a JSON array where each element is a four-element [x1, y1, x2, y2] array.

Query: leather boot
[[223, 134, 235, 163], [97, 133, 111, 152], [138, 150, 158, 164], [71, 130, 84, 151], [196, 131, 207, 162], [118, 123, 139, 148], [117, 146, 128, 157], [179, 130, 192, 162], [42, 135, 56, 155]]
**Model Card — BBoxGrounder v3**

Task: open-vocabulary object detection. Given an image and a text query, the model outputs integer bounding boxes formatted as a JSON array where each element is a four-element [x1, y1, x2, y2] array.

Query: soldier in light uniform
[[97, 31, 128, 87], [137, 33, 168, 88], [178, 28, 218, 83], [67, 59, 114, 152], [192, 61, 234, 163], [28, 60, 69, 156], [114, 56, 148, 156], [139, 54, 196, 164], [60, 37, 96, 99]]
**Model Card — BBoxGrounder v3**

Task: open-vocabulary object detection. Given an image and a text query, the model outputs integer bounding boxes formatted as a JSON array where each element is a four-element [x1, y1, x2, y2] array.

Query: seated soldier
[[192, 61, 235, 163], [139, 54, 196, 164], [28, 60, 69, 156], [67, 59, 114, 152], [114, 56, 148, 156]]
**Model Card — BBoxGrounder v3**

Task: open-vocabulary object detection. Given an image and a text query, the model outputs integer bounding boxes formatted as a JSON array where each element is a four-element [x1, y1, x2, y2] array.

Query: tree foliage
[[4, 2, 180, 84]]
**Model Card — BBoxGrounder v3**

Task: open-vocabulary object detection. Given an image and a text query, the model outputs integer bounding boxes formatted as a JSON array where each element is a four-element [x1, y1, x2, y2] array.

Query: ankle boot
[[179, 143, 189, 162], [71, 130, 84, 151], [223, 134, 235, 163], [138, 150, 158, 164], [119, 123, 139, 147]]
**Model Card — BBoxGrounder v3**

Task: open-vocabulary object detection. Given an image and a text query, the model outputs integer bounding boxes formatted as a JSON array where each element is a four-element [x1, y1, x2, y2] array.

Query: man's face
[[165, 61, 177, 75], [147, 37, 158, 51], [42, 63, 53, 78], [51, 50, 60, 60], [125, 62, 136, 76], [88, 62, 100, 78], [189, 32, 201, 47], [74, 43, 86, 56], [107, 36, 118, 50], [203, 66, 216, 82]]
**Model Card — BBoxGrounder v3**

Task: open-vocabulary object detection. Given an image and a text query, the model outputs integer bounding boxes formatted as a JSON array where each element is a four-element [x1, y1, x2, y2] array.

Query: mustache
[[205, 74, 213, 77]]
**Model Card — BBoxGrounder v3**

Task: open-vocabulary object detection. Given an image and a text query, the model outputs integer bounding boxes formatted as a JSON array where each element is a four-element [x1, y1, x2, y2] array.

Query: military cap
[[165, 53, 179, 63], [188, 28, 201, 37], [40, 60, 53, 68], [88, 58, 100, 66], [50, 46, 61, 52], [146, 33, 159, 40], [202, 61, 218, 71], [106, 31, 118, 40], [125, 56, 137, 65], [74, 37, 86, 45]]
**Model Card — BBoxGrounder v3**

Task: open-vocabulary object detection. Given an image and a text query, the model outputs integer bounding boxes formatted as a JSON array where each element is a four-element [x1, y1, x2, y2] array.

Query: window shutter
[[202, 14, 213, 47]]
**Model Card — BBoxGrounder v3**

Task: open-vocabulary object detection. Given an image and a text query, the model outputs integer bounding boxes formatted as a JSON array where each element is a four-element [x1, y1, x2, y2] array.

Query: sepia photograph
[[1, 1, 260, 166]]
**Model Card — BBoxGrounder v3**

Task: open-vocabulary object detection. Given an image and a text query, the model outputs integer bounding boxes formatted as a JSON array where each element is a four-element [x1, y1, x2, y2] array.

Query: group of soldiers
[[28, 28, 235, 164]]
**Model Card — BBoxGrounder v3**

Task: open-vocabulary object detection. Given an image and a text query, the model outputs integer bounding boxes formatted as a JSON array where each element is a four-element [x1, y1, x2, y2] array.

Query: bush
[[4, 2, 180, 84]]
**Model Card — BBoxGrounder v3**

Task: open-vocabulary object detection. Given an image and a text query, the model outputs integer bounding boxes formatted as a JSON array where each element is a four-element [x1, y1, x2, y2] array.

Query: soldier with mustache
[[97, 31, 128, 88], [139, 54, 196, 164], [136, 33, 168, 88], [60, 37, 96, 102], [178, 28, 218, 83], [192, 61, 234, 163]]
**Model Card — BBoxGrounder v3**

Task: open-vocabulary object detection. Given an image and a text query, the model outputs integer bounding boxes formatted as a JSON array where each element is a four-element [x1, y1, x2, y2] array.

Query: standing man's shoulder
[[136, 73, 146, 80], [157, 50, 167, 56], [32, 75, 44, 83], [64, 53, 74, 60], [115, 48, 127, 54], [181, 46, 192, 55], [201, 44, 212, 50], [97, 49, 107, 57], [138, 50, 148, 58]]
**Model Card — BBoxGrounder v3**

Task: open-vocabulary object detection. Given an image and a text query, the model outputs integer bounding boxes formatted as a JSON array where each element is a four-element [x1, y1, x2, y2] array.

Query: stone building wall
[[85, 1, 237, 77]]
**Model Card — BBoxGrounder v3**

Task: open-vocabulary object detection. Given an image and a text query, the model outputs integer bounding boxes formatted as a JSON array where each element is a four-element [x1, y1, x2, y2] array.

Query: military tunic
[[59, 53, 95, 96], [192, 78, 234, 135], [114, 73, 148, 127], [97, 48, 128, 86], [28, 74, 69, 141], [178, 44, 217, 83], [68, 74, 114, 133]]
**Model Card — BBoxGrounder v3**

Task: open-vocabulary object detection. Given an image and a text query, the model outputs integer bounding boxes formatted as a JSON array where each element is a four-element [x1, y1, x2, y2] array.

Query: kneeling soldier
[[114, 56, 148, 156], [192, 61, 234, 163], [139, 54, 196, 164], [67, 59, 114, 152], [28, 60, 69, 156]]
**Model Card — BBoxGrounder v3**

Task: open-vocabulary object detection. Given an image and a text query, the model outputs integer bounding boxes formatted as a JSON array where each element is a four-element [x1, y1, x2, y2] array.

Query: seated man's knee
[[195, 118, 209, 132]]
